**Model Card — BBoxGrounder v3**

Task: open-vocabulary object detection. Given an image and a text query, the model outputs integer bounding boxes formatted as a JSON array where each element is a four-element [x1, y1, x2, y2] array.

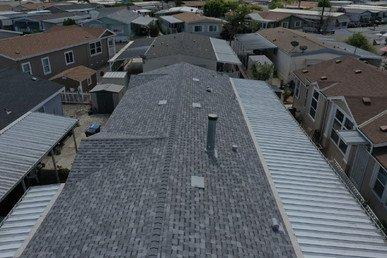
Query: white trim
[[21, 61, 32, 75], [41, 56, 52, 75], [193, 25, 203, 32], [64, 50, 75, 65], [87, 76, 92, 86], [294, 20, 301, 28], [308, 88, 319, 121], [370, 163, 387, 204]]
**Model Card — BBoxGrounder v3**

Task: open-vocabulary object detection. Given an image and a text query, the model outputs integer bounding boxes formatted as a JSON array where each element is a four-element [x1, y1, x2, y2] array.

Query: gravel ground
[[42, 104, 109, 170]]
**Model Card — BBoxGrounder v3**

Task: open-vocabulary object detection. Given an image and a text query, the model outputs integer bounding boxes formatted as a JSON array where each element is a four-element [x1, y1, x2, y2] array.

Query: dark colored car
[[85, 123, 101, 137]]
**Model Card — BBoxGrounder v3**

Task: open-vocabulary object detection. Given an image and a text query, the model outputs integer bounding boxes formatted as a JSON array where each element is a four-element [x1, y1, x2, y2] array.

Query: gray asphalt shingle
[[21, 63, 296, 257]]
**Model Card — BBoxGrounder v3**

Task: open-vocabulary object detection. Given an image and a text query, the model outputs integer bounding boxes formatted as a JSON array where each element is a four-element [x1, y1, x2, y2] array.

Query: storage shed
[[248, 55, 273, 70], [90, 84, 125, 114]]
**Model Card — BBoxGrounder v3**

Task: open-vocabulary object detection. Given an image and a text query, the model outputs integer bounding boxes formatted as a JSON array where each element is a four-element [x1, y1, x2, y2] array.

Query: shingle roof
[[360, 113, 387, 145], [0, 69, 63, 130], [145, 32, 217, 61], [248, 11, 291, 21], [173, 12, 224, 23], [258, 27, 328, 54], [21, 63, 297, 257], [0, 25, 110, 60], [50, 65, 96, 82]]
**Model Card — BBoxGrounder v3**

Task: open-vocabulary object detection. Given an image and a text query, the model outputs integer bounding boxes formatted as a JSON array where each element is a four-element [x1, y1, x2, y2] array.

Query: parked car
[[85, 123, 101, 137]]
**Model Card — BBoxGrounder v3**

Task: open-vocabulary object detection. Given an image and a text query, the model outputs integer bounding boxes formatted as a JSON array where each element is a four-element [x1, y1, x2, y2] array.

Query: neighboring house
[[257, 27, 348, 82], [13, 12, 91, 32], [12, 2, 54, 12], [0, 25, 115, 79], [155, 6, 202, 16], [270, 8, 350, 32], [313, 33, 383, 66], [50, 65, 97, 93], [45, 3, 98, 14], [0, 28, 21, 39], [159, 12, 224, 37], [292, 57, 387, 222], [130, 16, 157, 36], [245, 11, 308, 30], [16, 63, 387, 257], [0, 68, 64, 130], [343, 4, 387, 24], [82, 8, 140, 42], [110, 32, 241, 75]]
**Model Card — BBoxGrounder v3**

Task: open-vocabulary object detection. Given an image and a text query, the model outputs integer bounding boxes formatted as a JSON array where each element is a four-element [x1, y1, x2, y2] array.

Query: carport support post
[[72, 129, 78, 152], [51, 150, 60, 183]]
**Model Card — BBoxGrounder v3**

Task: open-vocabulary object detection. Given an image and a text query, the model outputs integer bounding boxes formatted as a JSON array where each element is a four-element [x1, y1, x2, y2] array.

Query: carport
[[0, 112, 78, 203]]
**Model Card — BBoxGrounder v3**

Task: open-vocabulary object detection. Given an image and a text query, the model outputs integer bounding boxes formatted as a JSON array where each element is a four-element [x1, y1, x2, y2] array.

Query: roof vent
[[380, 126, 387, 132], [191, 176, 204, 189], [272, 218, 281, 233], [320, 76, 327, 81], [362, 97, 371, 105], [15, 50, 20, 54], [335, 59, 341, 63], [354, 69, 362, 74], [302, 69, 308, 73], [193, 77, 199, 82], [158, 100, 167, 105], [206, 87, 212, 93], [31, 77, 37, 81]]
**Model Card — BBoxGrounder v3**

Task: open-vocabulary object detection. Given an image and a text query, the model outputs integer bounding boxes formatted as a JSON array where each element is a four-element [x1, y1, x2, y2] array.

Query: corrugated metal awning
[[0, 184, 63, 257], [232, 78, 387, 257], [160, 15, 183, 24], [235, 33, 278, 51], [0, 112, 77, 202], [338, 130, 367, 145], [210, 38, 242, 65]]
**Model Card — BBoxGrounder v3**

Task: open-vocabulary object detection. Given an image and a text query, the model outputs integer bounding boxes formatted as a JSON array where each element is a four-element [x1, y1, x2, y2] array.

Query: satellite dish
[[291, 41, 299, 47]]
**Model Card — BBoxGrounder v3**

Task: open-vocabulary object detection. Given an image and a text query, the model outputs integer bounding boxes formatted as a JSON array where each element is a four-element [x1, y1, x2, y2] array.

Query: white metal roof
[[272, 8, 346, 17], [338, 130, 368, 145], [210, 38, 242, 65], [0, 112, 77, 202], [131, 16, 157, 26], [90, 83, 124, 93], [232, 78, 387, 257], [160, 15, 183, 24], [0, 184, 63, 258], [103, 71, 127, 79]]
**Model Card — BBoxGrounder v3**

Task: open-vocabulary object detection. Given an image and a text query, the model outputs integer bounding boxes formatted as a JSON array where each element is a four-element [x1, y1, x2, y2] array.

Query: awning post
[[51, 150, 60, 183], [72, 129, 78, 152]]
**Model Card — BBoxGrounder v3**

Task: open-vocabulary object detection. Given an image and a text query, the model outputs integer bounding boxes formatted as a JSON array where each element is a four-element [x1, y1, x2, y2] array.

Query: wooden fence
[[61, 92, 91, 104]]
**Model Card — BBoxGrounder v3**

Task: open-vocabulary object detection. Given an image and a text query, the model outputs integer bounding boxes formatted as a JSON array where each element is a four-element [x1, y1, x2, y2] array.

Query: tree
[[63, 18, 76, 26], [220, 3, 252, 40], [346, 32, 375, 52], [318, 0, 331, 33], [204, 0, 239, 18], [175, 0, 183, 7], [251, 62, 274, 81], [269, 0, 284, 10]]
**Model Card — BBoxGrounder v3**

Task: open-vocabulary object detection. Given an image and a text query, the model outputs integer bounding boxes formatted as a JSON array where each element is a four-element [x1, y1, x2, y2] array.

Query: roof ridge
[[359, 109, 387, 128]]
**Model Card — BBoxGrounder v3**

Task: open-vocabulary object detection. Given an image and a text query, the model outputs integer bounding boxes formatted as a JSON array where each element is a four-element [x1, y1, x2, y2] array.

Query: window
[[21, 62, 32, 75], [329, 108, 354, 155], [309, 89, 319, 119], [65, 50, 74, 65], [87, 77, 92, 86], [208, 25, 217, 32], [282, 22, 289, 28], [373, 166, 387, 200], [194, 25, 202, 32], [294, 81, 300, 99], [41, 57, 51, 75], [294, 21, 301, 27], [90, 41, 102, 56]]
